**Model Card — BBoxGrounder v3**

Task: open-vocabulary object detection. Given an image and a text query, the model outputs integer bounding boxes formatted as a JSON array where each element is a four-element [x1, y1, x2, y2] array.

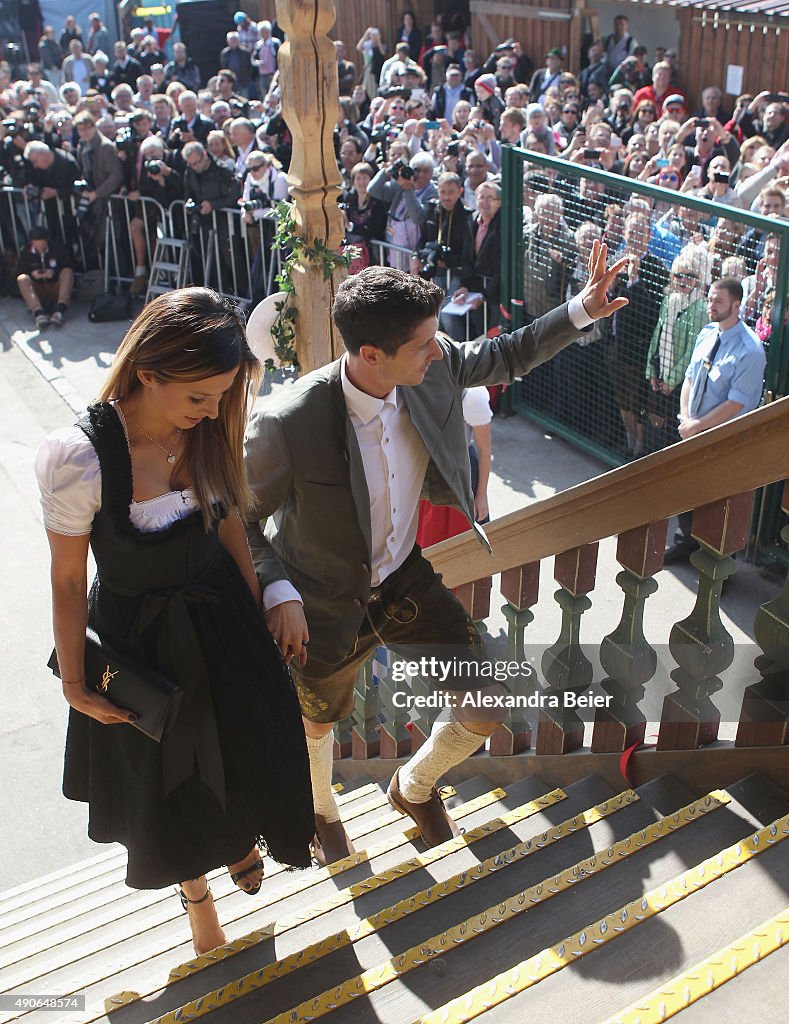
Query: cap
[[663, 93, 685, 107], [475, 73, 497, 95], [30, 225, 49, 240], [233, 11, 246, 24], [546, 47, 563, 59]]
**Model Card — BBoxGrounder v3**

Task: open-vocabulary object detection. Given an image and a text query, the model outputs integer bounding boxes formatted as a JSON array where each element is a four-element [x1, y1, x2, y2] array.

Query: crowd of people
[[2, 9, 787, 450]]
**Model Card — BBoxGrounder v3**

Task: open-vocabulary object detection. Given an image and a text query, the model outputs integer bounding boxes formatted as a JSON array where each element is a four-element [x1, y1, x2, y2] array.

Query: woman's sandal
[[177, 884, 225, 954], [178, 884, 214, 912], [230, 855, 265, 896]]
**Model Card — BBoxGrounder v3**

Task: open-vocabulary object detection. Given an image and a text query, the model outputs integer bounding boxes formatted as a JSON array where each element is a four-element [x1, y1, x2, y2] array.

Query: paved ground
[[0, 295, 780, 891]]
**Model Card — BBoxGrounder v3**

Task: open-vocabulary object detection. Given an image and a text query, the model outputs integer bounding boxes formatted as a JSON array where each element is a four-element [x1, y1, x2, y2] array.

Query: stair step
[[598, 906, 789, 1024], [0, 788, 464, 960], [21, 777, 617, 1024], [197, 784, 734, 1024], [151, 261, 183, 273], [408, 777, 789, 1024], [0, 784, 360, 940], [0, 778, 505, 1016]]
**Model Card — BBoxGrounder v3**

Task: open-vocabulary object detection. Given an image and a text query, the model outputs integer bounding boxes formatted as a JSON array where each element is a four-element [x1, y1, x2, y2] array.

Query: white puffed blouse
[[35, 419, 199, 536]]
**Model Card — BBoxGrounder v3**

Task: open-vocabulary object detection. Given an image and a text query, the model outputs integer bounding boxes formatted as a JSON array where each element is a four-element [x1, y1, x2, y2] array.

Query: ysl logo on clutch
[[99, 665, 119, 692]]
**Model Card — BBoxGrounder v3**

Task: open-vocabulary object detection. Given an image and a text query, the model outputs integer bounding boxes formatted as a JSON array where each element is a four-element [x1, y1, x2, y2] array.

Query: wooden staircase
[[1, 772, 787, 1024]]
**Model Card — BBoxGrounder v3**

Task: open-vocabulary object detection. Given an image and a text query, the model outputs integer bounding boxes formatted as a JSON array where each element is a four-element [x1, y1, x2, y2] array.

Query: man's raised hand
[[579, 239, 630, 321]]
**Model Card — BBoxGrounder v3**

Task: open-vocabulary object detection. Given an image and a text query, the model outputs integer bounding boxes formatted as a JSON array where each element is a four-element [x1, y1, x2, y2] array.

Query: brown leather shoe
[[387, 768, 461, 847], [312, 814, 356, 866]]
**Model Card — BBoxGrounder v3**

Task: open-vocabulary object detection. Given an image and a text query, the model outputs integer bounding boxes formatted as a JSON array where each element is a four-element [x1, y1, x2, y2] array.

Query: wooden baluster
[[454, 575, 493, 635], [351, 657, 380, 759], [737, 481, 789, 747], [657, 492, 751, 750], [453, 575, 492, 755], [536, 543, 599, 755], [333, 716, 352, 760], [378, 648, 412, 758], [408, 669, 438, 753], [490, 563, 539, 755], [592, 522, 668, 752]]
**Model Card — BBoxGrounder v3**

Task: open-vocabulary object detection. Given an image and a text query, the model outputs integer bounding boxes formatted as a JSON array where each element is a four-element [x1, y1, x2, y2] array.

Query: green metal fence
[[500, 145, 789, 563]]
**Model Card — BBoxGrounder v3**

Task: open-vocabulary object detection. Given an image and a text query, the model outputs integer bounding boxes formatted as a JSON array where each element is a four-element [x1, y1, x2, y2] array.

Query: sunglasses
[[247, 163, 264, 170], [563, 107, 578, 114], [675, 272, 697, 280]]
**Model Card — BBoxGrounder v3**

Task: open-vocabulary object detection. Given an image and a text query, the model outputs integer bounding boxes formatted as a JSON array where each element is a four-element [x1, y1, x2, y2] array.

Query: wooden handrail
[[426, 397, 789, 589]]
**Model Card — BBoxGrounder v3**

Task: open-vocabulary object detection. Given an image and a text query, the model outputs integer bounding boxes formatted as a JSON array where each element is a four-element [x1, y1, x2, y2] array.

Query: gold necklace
[[135, 421, 182, 464]]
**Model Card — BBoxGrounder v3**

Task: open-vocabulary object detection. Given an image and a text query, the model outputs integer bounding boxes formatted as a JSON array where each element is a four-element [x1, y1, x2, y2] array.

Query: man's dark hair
[[332, 267, 444, 355], [219, 68, 237, 86], [713, 277, 743, 304]]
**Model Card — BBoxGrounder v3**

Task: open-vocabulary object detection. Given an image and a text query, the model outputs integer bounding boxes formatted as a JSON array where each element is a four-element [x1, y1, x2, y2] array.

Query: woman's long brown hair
[[98, 287, 261, 529]]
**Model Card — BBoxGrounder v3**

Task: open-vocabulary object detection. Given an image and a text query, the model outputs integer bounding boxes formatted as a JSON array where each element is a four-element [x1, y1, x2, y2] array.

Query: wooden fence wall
[[468, 0, 576, 68], [677, 10, 789, 103]]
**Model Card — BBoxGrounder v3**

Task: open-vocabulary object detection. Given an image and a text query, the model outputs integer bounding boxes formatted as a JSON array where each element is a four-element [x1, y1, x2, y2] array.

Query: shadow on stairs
[[0, 771, 787, 1024]]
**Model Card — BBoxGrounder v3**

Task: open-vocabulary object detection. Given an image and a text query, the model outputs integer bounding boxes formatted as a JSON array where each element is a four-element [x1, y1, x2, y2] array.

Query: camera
[[583, 148, 603, 160], [115, 124, 137, 153], [172, 116, 189, 134], [241, 186, 273, 214], [73, 179, 91, 220], [144, 159, 162, 175], [370, 122, 393, 144], [713, 171, 730, 184], [447, 140, 461, 157], [24, 102, 41, 122], [419, 241, 452, 277], [388, 159, 414, 180], [696, 119, 710, 130]]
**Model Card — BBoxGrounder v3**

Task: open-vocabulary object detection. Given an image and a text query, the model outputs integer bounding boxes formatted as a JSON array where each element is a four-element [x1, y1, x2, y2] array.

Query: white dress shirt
[[340, 355, 430, 586]]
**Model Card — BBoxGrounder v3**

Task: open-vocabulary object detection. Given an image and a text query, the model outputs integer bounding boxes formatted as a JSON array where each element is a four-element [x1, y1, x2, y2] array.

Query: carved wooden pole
[[276, 0, 346, 372]]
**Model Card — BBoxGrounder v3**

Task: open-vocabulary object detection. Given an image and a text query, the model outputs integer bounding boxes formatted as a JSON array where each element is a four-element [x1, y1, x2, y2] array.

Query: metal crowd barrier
[[105, 194, 170, 291], [105, 195, 283, 305], [0, 186, 87, 270]]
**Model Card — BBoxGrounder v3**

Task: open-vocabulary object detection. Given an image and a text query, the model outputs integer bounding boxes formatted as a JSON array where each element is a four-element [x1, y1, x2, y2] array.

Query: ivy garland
[[267, 201, 358, 371]]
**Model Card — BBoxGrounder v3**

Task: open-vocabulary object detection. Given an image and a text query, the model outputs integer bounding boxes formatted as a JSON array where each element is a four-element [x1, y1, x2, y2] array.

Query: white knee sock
[[398, 716, 485, 804], [306, 731, 340, 821]]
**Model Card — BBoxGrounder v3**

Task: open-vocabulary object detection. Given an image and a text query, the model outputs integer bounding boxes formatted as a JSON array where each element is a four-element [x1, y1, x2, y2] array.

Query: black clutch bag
[[48, 629, 183, 742]]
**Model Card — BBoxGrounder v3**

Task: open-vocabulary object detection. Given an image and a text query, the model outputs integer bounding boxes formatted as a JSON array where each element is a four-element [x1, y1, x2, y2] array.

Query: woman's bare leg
[[179, 875, 226, 954]]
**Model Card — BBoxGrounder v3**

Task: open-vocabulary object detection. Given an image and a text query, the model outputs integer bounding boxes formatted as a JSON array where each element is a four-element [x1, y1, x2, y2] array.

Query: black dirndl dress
[[60, 403, 314, 889]]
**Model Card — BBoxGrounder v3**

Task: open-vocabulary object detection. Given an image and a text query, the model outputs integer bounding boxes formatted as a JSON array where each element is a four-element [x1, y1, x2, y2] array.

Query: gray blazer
[[244, 302, 581, 665]]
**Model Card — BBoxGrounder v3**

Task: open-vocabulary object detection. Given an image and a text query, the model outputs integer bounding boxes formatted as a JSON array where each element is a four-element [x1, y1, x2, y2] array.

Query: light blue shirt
[[685, 318, 765, 420]]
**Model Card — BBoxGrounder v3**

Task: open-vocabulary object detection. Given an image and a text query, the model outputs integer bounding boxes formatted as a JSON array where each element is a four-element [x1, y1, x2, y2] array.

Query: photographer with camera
[[239, 149, 288, 296], [16, 224, 74, 327], [116, 108, 156, 193], [688, 154, 743, 208], [368, 151, 437, 268], [74, 111, 124, 268], [23, 139, 81, 243], [410, 172, 473, 291], [1, 119, 33, 187], [166, 91, 214, 156], [182, 140, 243, 288], [127, 136, 183, 293]]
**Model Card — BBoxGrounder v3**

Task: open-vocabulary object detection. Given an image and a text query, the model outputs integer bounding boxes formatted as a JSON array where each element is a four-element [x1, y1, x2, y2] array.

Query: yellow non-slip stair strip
[[0, 782, 462, 973], [99, 788, 566, 1020], [416, 810, 789, 1024], [6, 787, 509, 1024], [243, 792, 731, 1024], [0, 783, 353, 934], [140, 789, 638, 1024], [600, 907, 789, 1024]]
